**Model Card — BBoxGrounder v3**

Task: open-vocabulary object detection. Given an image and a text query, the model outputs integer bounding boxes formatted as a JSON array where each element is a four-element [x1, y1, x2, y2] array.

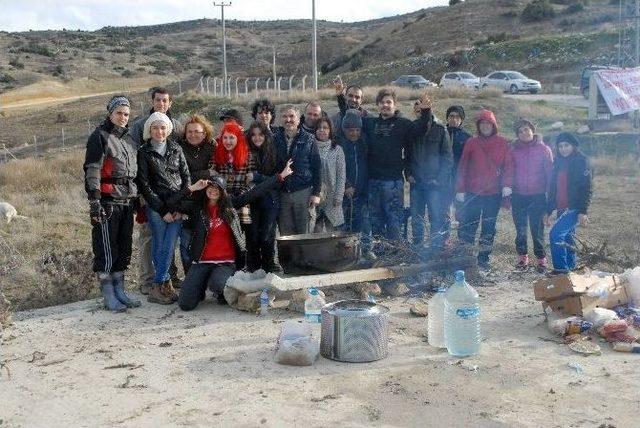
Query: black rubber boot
[[98, 273, 127, 313], [112, 271, 141, 308]]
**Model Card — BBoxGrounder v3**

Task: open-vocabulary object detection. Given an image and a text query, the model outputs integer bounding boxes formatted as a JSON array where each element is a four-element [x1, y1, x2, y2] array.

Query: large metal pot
[[320, 300, 390, 363], [276, 231, 360, 275]]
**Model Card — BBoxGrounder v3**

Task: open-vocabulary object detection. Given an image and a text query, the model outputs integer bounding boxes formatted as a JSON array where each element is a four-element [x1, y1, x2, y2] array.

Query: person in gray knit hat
[[83, 95, 140, 312]]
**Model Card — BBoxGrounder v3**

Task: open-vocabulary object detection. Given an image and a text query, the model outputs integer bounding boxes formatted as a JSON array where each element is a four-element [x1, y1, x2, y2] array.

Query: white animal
[[0, 202, 28, 223]]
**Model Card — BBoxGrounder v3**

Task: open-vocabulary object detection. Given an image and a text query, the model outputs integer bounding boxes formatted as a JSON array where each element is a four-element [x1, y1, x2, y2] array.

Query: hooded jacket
[[362, 110, 430, 181], [547, 150, 592, 215], [84, 118, 138, 202], [338, 135, 368, 196], [405, 112, 453, 187], [455, 109, 514, 195], [511, 134, 553, 196]]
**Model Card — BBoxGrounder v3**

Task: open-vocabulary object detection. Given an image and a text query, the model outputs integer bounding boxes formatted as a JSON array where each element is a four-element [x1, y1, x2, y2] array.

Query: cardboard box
[[541, 284, 629, 316], [533, 272, 619, 302]]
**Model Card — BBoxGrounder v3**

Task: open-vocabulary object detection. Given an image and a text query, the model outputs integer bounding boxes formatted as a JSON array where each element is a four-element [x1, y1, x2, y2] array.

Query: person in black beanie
[[443, 105, 472, 244], [84, 95, 140, 312], [546, 132, 592, 273]]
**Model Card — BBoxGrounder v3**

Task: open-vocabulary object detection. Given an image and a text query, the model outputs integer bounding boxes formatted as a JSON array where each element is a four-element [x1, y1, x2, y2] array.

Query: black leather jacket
[[136, 140, 191, 216]]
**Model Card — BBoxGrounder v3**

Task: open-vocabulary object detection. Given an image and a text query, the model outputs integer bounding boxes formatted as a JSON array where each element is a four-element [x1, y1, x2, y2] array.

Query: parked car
[[481, 71, 541, 94], [440, 72, 480, 89], [390, 75, 437, 89], [580, 65, 619, 98]]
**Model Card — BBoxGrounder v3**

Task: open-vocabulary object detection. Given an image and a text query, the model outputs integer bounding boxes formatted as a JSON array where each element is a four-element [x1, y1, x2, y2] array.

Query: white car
[[481, 71, 541, 94], [440, 72, 480, 89]]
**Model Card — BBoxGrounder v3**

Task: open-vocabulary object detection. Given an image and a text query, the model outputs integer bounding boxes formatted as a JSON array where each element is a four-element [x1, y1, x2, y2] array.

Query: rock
[[354, 282, 382, 300], [383, 282, 409, 297], [288, 289, 326, 313], [235, 291, 274, 313], [576, 125, 590, 134], [410, 302, 429, 317], [550, 121, 564, 130]]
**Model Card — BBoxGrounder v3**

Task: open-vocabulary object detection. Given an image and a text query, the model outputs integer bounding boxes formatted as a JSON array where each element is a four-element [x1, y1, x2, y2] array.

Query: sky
[[0, 0, 449, 32]]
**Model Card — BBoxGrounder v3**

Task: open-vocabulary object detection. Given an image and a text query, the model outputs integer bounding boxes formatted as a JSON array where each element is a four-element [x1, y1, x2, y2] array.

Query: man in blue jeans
[[406, 103, 453, 253], [361, 89, 432, 254]]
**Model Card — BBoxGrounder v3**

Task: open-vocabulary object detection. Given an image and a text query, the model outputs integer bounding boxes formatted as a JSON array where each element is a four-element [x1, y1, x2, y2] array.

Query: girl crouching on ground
[[178, 160, 293, 311]]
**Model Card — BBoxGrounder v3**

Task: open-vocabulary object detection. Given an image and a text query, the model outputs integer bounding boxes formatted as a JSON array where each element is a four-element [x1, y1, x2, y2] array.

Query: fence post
[[266, 77, 271, 91], [198, 76, 204, 93], [213, 77, 218, 97], [33, 135, 37, 156], [302, 75, 308, 93], [254, 78, 260, 93], [277, 76, 283, 97], [206, 76, 211, 94], [61, 127, 65, 150], [289, 75, 295, 91], [235, 77, 240, 99], [227, 77, 232, 98], [244, 78, 249, 96], [178, 80, 183, 95]]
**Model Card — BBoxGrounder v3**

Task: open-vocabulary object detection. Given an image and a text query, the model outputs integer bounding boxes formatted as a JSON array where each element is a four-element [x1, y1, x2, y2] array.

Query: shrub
[[521, 0, 556, 22], [565, 2, 585, 13], [121, 69, 134, 78], [0, 73, 15, 83], [449, 0, 462, 5], [9, 58, 24, 69], [350, 54, 363, 71], [18, 41, 53, 57]]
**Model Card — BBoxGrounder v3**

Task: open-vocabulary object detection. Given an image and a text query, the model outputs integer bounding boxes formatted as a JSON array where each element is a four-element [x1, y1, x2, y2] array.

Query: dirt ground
[[1, 265, 639, 428]]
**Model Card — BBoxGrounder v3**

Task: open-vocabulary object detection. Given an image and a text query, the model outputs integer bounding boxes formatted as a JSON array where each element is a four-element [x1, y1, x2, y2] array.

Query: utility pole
[[311, 0, 318, 91], [636, 0, 639, 66], [272, 46, 277, 89], [214, 1, 232, 96]]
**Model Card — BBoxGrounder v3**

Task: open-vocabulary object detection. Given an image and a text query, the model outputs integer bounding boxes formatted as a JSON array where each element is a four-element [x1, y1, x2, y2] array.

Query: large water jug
[[427, 287, 446, 348], [444, 270, 481, 356]]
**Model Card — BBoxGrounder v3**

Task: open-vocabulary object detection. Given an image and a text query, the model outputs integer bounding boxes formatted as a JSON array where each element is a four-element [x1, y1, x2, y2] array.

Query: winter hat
[[555, 132, 580, 148], [513, 118, 536, 135], [143, 112, 173, 141], [341, 109, 363, 130], [107, 96, 130, 115], [219, 108, 244, 126], [446, 105, 465, 120], [207, 175, 227, 192]]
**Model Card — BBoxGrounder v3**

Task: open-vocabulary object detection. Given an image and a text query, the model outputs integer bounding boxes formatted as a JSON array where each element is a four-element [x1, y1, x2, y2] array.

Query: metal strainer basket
[[320, 300, 390, 363]]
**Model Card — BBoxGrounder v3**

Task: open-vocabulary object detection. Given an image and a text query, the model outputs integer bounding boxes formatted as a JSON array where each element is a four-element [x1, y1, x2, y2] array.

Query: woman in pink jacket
[[455, 109, 514, 270], [510, 119, 553, 272]]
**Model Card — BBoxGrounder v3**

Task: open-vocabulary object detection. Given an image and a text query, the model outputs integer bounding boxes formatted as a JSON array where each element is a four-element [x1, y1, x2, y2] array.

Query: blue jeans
[[410, 183, 446, 250], [549, 209, 579, 271], [146, 207, 182, 283], [179, 227, 193, 271], [342, 194, 372, 251], [368, 179, 404, 243]]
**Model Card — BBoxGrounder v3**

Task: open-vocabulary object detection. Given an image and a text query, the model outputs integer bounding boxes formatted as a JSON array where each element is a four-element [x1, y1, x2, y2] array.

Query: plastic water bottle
[[260, 289, 269, 316], [444, 270, 481, 357], [427, 287, 446, 348], [304, 288, 325, 323]]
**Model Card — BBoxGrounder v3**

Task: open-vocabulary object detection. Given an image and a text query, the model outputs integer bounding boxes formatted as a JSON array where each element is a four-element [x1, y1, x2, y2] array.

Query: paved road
[[504, 93, 588, 108]]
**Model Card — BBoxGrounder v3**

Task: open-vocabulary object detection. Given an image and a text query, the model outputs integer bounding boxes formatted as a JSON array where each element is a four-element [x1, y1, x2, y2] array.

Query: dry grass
[[591, 155, 640, 177]]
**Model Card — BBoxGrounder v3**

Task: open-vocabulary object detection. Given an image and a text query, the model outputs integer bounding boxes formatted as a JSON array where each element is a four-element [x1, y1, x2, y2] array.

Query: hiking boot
[[148, 284, 174, 305], [515, 255, 529, 270], [98, 273, 127, 313], [139, 283, 152, 295], [161, 280, 179, 302], [112, 271, 141, 308], [536, 257, 548, 274]]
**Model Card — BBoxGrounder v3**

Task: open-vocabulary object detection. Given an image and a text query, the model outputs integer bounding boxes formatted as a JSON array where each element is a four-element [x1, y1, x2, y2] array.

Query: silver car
[[440, 72, 480, 89], [481, 71, 541, 94], [390, 75, 437, 89]]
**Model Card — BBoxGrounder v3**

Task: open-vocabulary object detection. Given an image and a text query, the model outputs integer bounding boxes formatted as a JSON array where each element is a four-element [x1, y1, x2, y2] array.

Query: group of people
[[84, 82, 593, 313]]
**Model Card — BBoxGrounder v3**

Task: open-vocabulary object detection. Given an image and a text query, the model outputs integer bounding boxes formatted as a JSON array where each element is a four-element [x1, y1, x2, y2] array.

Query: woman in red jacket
[[455, 109, 514, 270]]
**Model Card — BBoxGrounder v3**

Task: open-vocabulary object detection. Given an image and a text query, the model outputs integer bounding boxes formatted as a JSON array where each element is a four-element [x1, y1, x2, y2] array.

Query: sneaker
[[515, 255, 529, 270], [536, 257, 548, 274], [148, 285, 174, 305], [139, 283, 152, 295], [161, 280, 179, 302]]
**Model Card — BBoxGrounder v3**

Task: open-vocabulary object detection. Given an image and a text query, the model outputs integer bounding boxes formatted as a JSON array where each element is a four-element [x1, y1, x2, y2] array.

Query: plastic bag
[[274, 320, 319, 366], [622, 267, 640, 307], [583, 308, 619, 328], [545, 308, 582, 336]]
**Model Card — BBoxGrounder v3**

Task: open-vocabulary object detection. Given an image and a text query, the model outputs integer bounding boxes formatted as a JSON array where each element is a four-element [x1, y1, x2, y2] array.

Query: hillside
[[0, 0, 624, 99]]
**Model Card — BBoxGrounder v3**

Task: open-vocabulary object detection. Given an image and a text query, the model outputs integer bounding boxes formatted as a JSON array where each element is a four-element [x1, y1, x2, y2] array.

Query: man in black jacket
[[273, 105, 322, 235], [360, 89, 432, 251], [406, 108, 453, 252], [84, 96, 141, 312]]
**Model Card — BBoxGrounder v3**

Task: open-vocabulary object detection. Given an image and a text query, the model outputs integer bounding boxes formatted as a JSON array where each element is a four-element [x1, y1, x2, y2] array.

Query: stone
[[288, 289, 326, 313], [383, 282, 409, 297], [410, 302, 429, 317], [354, 282, 382, 300], [234, 291, 274, 313], [576, 125, 590, 134], [550, 121, 564, 130]]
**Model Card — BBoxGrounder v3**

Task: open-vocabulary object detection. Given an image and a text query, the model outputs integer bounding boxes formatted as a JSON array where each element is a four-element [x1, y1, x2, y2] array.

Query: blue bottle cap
[[309, 288, 318, 295], [455, 270, 465, 282]]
